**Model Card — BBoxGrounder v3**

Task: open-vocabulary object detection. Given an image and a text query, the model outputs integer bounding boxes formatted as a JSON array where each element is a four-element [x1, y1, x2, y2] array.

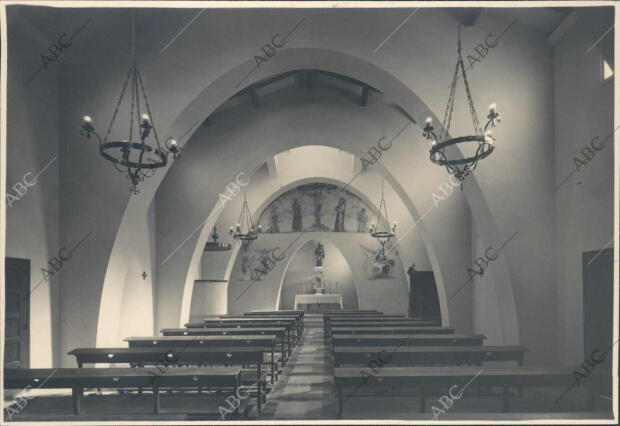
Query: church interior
[[1, 2, 617, 423]]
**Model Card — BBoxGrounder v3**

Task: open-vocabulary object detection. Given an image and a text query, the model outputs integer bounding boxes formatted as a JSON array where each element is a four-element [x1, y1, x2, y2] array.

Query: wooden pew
[[325, 319, 438, 335], [330, 326, 456, 336], [328, 318, 432, 323], [161, 328, 286, 375], [186, 321, 295, 355], [333, 366, 603, 417], [4, 367, 243, 415], [331, 334, 486, 350], [244, 311, 304, 330], [333, 345, 529, 366], [124, 335, 286, 368], [323, 314, 404, 327], [205, 314, 303, 333], [201, 318, 299, 347], [68, 347, 267, 412], [323, 310, 379, 314]]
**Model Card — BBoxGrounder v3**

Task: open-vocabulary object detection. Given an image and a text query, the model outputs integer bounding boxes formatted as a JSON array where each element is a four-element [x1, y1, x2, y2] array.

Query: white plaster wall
[[116, 201, 156, 342], [189, 281, 228, 321], [472, 214, 504, 345], [5, 13, 60, 367], [553, 7, 615, 365]]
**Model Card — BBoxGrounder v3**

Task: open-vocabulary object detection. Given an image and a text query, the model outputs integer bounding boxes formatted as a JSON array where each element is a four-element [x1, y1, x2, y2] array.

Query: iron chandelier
[[369, 178, 398, 248], [422, 24, 502, 187], [80, 13, 180, 194], [230, 194, 262, 241]]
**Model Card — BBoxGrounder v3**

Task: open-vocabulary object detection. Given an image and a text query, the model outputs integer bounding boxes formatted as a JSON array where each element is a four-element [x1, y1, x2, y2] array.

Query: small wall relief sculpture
[[360, 243, 397, 279]]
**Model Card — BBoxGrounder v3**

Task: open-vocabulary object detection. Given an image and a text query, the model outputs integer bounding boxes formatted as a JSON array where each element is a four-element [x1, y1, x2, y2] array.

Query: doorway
[[5, 257, 30, 368], [408, 269, 441, 322], [583, 247, 613, 397]]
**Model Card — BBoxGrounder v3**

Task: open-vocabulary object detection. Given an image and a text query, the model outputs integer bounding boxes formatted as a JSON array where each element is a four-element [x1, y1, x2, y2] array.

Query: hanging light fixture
[[369, 178, 397, 248], [80, 12, 180, 194], [204, 227, 232, 251], [230, 194, 262, 241], [422, 24, 501, 187]]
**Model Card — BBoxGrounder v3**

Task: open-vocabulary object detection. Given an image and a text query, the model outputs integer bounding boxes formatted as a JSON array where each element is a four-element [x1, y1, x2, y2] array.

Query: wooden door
[[409, 269, 441, 322], [583, 247, 613, 396], [5, 257, 30, 368]]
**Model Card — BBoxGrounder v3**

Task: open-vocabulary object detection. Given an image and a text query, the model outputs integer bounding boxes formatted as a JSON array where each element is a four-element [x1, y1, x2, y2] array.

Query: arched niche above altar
[[257, 182, 374, 234]]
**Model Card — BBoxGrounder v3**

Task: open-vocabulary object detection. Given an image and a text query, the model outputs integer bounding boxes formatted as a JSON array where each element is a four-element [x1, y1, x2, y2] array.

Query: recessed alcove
[[278, 239, 360, 311]]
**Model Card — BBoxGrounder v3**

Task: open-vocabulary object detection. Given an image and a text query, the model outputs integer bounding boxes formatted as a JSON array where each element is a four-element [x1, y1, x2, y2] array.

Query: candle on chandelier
[[83, 115, 93, 123], [489, 103, 497, 114]]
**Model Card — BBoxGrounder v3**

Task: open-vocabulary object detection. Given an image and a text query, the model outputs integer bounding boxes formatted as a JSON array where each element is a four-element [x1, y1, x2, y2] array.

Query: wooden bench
[[68, 347, 267, 412], [331, 334, 486, 351], [326, 320, 439, 336], [330, 326, 456, 336], [244, 311, 304, 330], [323, 314, 404, 328], [333, 345, 529, 366], [124, 335, 286, 368], [162, 327, 289, 367], [4, 367, 243, 415], [204, 316, 302, 340], [197, 318, 299, 348], [333, 366, 604, 417]]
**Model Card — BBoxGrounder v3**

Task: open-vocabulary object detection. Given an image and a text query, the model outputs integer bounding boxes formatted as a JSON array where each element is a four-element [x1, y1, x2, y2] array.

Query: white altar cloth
[[294, 293, 343, 309]]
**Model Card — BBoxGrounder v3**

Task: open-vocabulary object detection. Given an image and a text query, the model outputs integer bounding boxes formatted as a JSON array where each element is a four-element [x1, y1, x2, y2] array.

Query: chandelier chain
[[103, 68, 132, 144], [128, 12, 137, 145], [440, 24, 483, 141], [460, 52, 482, 135], [137, 69, 162, 149], [129, 68, 136, 144], [441, 60, 459, 141]]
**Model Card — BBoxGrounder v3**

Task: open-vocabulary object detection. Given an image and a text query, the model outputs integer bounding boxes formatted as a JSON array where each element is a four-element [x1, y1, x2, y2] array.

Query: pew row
[[331, 334, 486, 350], [325, 319, 438, 335], [204, 314, 304, 336], [330, 326, 456, 336], [161, 327, 289, 365], [69, 346, 274, 382], [333, 345, 529, 367], [187, 318, 299, 347], [333, 366, 605, 417], [4, 367, 246, 416], [124, 335, 286, 369], [244, 311, 305, 330]]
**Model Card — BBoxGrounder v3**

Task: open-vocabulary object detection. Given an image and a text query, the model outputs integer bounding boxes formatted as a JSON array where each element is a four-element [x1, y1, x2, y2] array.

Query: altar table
[[294, 293, 343, 309]]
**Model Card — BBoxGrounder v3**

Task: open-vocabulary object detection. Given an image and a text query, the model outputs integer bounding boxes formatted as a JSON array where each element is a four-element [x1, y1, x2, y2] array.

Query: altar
[[294, 293, 343, 310]]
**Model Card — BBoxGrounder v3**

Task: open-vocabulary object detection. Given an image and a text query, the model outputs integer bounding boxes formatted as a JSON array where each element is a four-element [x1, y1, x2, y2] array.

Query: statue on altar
[[314, 242, 325, 267]]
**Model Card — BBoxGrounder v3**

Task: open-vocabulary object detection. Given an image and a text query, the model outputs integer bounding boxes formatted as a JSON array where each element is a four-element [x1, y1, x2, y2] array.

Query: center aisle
[[259, 314, 337, 420]]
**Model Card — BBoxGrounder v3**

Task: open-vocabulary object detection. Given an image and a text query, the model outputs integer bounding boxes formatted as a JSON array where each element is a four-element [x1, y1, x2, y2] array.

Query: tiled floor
[[261, 314, 337, 419]]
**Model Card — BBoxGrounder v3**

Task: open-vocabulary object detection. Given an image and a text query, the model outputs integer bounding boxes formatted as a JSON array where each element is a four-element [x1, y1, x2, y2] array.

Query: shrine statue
[[334, 197, 346, 232], [292, 198, 302, 232], [314, 242, 325, 267]]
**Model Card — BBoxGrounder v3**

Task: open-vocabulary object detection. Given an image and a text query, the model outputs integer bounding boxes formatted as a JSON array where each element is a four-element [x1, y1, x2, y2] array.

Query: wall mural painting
[[360, 244, 398, 280], [239, 246, 284, 282], [258, 183, 373, 233]]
